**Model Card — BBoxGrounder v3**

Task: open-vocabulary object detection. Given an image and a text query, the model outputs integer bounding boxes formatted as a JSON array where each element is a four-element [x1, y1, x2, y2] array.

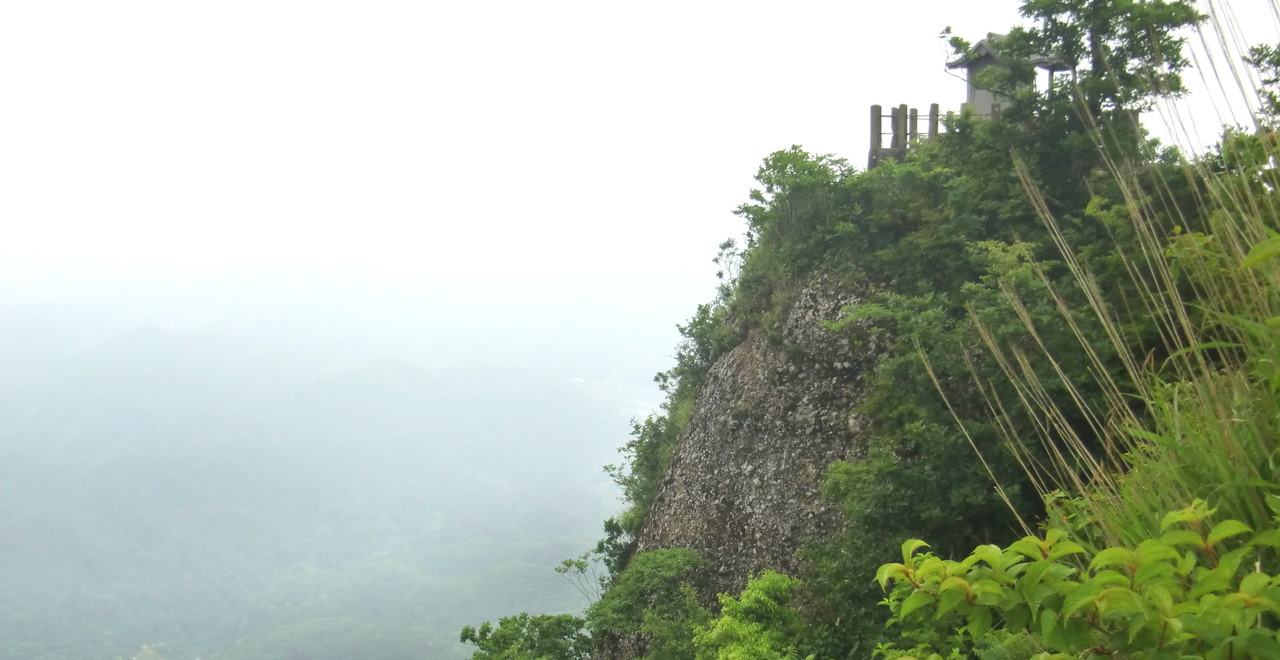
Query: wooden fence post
[[870, 104, 882, 168], [896, 105, 906, 150], [894, 104, 908, 152]]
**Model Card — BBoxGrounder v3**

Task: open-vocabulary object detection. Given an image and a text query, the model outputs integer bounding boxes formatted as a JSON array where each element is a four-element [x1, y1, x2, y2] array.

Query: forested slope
[[462, 2, 1280, 659], [0, 317, 623, 660]]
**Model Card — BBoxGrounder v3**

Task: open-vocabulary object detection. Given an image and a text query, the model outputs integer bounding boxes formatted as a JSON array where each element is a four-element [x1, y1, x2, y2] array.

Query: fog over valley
[[0, 275, 670, 659]]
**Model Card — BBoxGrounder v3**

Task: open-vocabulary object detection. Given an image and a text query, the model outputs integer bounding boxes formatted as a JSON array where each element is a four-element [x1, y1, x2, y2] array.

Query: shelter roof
[[946, 32, 1070, 71]]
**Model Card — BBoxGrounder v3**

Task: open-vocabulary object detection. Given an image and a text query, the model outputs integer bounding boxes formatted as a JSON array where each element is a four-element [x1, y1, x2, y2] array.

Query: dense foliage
[[693, 572, 807, 660], [460, 614, 592, 660], [877, 501, 1280, 660], [586, 549, 710, 660], [462, 2, 1280, 660]]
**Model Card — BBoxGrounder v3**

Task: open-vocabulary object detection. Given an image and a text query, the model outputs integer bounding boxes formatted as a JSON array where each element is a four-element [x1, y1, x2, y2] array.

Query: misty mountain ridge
[[0, 314, 631, 660]]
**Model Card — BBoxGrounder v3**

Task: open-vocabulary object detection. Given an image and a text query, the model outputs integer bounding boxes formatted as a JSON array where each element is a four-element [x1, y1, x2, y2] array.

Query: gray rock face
[[633, 273, 877, 603]]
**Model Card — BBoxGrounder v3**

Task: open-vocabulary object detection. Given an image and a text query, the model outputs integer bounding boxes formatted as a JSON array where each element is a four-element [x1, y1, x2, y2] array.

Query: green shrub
[[460, 613, 591, 660], [877, 500, 1280, 659], [693, 571, 807, 660], [586, 549, 710, 660]]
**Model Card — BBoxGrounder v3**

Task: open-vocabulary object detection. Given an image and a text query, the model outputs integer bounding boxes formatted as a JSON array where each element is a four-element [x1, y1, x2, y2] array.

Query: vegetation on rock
[[462, 2, 1280, 659]]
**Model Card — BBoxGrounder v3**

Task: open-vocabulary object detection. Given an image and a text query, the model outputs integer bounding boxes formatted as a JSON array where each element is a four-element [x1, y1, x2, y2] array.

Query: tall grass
[[952, 0, 1280, 553]]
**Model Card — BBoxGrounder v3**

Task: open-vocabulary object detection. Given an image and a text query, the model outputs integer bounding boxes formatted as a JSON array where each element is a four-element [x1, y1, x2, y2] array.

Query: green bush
[[460, 613, 591, 660], [586, 548, 710, 660], [693, 571, 807, 660], [876, 500, 1280, 659]]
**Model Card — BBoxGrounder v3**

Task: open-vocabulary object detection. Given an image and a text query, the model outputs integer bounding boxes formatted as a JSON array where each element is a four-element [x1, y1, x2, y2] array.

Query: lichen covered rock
[[632, 273, 877, 601]]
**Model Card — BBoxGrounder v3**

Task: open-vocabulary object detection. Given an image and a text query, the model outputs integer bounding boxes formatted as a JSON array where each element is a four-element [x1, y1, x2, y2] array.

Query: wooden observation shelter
[[867, 33, 1065, 169], [946, 32, 1069, 117]]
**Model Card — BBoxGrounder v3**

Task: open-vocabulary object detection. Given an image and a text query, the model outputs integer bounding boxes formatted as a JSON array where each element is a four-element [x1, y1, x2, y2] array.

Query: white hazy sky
[[0, 1, 1021, 287], [0, 1, 1275, 378]]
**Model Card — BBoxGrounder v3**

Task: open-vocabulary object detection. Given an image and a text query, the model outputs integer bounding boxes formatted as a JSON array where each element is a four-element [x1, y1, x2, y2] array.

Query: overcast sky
[[0, 2, 1017, 284], [1, 0, 1275, 379]]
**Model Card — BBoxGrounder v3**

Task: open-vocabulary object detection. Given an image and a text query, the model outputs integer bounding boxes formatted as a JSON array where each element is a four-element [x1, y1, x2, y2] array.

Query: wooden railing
[[868, 103, 941, 168]]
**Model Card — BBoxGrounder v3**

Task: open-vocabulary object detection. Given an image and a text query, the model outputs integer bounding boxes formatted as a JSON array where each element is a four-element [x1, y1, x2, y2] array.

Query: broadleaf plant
[[876, 501, 1280, 659]]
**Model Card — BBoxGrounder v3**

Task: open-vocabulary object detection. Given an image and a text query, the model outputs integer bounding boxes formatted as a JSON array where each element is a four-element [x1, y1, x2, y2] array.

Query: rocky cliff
[[633, 272, 879, 602]]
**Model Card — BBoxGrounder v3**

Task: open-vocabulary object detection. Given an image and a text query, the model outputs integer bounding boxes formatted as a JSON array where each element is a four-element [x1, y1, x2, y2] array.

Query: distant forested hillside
[[0, 308, 626, 660]]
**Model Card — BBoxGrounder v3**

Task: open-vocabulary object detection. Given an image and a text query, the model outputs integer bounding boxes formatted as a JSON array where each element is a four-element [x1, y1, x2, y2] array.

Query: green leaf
[[1162, 500, 1215, 529], [1021, 560, 1056, 586], [1219, 546, 1253, 575], [1250, 529, 1280, 547], [939, 575, 970, 592], [1242, 628, 1280, 658], [1159, 529, 1203, 547], [1044, 528, 1068, 546], [1090, 547, 1137, 572], [1240, 572, 1270, 597], [1176, 550, 1197, 577], [1161, 509, 1190, 530], [1124, 427, 1170, 444], [1189, 567, 1234, 599], [937, 586, 967, 618], [1163, 341, 1245, 363], [966, 606, 992, 640], [1207, 520, 1253, 547], [901, 539, 930, 565], [876, 563, 908, 590], [1143, 583, 1175, 614], [1038, 607, 1059, 642], [1009, 538, 1047, 561], [1025, 583, 1059, 613], [1266, 494, 1280, 517], [1133, 561, 1175, 587], [899, 590, 935, 619], [1242, 235, 1280, 268], [1058, 616, 1096, 651], [963, 545, 1003, 571], [1136, 539, 1180, 564], [1090, 569, 1131, 588], [1062, 582, 1104, 617], [1048, 540, 1086, 561], [1094, 587, 1144, 615], [915, 556, 946, 581], [973, 579, 1006, 598]]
